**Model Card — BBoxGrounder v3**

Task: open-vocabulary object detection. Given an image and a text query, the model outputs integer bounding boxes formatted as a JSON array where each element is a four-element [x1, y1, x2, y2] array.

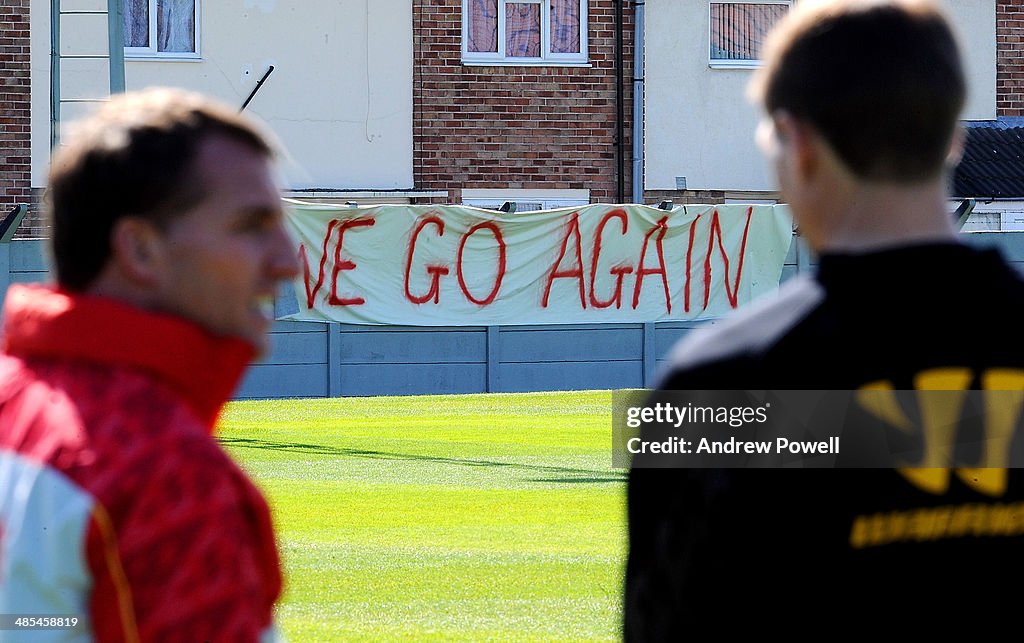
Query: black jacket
[[626, 242, 1024, 639]]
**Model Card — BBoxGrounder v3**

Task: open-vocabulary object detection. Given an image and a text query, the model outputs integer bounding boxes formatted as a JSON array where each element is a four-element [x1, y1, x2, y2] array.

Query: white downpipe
[[632, 1, 644, 203]]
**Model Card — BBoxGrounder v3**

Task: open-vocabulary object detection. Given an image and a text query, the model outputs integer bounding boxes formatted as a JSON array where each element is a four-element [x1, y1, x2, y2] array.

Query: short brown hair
[[750, 0, 965, 183], [48, 88, 276, 291]]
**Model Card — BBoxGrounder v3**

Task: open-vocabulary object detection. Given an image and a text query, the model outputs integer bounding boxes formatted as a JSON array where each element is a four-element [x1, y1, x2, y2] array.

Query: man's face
[[152, 135, 299, 354]]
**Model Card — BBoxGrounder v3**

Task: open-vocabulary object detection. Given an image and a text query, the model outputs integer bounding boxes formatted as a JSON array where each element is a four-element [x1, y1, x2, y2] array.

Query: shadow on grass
[[218, 436, 627, 483], [529, 476, 626, 484]]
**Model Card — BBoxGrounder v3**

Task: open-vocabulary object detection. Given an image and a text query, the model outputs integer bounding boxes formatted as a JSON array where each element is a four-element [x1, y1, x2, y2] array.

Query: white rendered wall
[[31, 0, 414, 190], [644, 0, 997, 193]]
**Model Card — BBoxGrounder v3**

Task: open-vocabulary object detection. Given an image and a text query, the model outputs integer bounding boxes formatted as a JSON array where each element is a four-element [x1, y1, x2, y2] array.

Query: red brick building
[[411, 0, 635, 207]]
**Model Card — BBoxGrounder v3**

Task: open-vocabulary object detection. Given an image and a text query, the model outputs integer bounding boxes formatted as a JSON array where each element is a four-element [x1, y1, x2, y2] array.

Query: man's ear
[[108, 217, 166, 287], [772, 110, 819, 180]]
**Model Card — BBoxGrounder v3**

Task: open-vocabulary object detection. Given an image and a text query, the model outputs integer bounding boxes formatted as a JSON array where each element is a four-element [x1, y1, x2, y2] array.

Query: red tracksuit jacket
[[0, 284, 283, 642]]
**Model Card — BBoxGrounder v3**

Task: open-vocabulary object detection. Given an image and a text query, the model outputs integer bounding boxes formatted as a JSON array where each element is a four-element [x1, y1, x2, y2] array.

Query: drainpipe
[[632, 1, 644, 204], [50, 0, 60, 150], [615, 0, 625, 203]]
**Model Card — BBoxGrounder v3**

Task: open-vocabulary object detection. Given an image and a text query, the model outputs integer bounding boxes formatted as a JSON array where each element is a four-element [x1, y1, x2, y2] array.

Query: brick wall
[[412, 0, 634, 205], [641, 189, 729, 206], [997, 1, 1024, 116], [0, 0, 32, 236]]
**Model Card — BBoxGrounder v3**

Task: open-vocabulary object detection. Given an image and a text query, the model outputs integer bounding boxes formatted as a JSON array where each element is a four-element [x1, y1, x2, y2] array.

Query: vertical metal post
[[614, 0, 625, 203], [107, 0, 126, 94], [50, 0, 61, 150], [632, 1, 645, 204], [796, 234, 811, 275], [0, 242, 11, 310], [486, 326, 501, 392], [327, 324, 343, 396], [642, 321, 656, 387]]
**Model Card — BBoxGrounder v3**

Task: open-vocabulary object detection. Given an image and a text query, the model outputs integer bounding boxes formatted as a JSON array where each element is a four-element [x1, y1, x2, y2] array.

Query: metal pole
[[632, 1, 644, 204], [107, 0, 126, 94], [50, 0, 61, 150], [241, 65, 275, 111], [615, 0, 625, 203]]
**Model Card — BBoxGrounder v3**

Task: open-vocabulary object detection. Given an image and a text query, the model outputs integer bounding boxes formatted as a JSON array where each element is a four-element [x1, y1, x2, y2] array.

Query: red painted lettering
[[542, 212, 587, 309], [456, 221, 507, 306], [632, 216, 671, 314], [299, 219, 340, 309], [683, 214, 701, 313], [328, 217, 376, 306], [589, 210, 633, 309], [703, 207, 754, 309], [404, 216, 449, 305]]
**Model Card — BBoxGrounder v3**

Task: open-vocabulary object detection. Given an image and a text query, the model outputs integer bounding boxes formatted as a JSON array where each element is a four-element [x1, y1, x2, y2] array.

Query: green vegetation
[[217, 391, 626, 642]]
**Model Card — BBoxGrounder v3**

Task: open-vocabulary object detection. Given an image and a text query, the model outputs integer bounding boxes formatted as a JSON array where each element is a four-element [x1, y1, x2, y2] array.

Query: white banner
[[284, 201, 793, 326]]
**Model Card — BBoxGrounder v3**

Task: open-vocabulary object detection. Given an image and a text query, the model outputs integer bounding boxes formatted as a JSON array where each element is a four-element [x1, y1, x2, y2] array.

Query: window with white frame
[[709, 2, 789, 68], [123, 0, 199, 58], [463, 0, 588, 65]]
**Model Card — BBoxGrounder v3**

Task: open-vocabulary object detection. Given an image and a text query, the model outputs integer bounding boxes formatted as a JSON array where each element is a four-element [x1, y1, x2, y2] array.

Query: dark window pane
[[506, 3, 540, 57], [550, 0, 580, 54], [468, 0, 499, 53], [710, 2, 788, 61]]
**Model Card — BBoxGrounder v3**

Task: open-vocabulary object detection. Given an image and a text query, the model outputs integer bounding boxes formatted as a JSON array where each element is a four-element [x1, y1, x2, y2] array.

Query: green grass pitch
[[217, 390, 626, 641]]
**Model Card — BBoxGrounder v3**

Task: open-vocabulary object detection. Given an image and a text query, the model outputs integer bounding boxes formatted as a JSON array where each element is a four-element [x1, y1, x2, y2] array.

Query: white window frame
[[124, 0, 201, 60], [462, 0, 589, 67], [708, 1, 790, 70]]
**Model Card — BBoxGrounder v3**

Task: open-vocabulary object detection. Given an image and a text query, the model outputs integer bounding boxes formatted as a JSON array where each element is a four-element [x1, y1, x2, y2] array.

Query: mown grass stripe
[[218, 390, 625, 642]]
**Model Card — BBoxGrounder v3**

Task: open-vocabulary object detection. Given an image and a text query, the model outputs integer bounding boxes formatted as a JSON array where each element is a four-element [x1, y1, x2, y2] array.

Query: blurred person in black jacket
[[625, 0, 1024, 638]]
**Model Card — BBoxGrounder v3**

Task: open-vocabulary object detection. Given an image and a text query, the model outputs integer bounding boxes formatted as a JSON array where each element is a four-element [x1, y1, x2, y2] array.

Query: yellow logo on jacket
[[856, 368, 1024, 497], [849, 368, 1024, 549]]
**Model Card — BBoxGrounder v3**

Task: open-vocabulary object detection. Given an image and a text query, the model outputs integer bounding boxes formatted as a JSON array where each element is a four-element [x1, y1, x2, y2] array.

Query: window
[[709, 2, 789, 68], [462, 0, 588, 65], [123, 0, 199, 58]]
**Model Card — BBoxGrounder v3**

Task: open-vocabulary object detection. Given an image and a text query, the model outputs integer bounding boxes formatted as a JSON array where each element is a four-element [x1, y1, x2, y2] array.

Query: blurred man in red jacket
[[0, 88, 298, 641]]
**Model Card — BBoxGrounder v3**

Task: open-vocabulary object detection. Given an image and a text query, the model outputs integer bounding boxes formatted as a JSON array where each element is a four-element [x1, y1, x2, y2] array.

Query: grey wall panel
[[236, 363, 329, 399], [10, 240, 48, 272], [783, 237, 798, 265], [498, 361, 644, 392], [10, 272, 49, 285], [254, 332, 329, 366], [964, 231, 1024, 259], [654, 323, 710, 356], [271, 320, 328, 333], [338, 328, 487, 364], [499, 325, 644, 362], [339, 363, 487, 396]]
